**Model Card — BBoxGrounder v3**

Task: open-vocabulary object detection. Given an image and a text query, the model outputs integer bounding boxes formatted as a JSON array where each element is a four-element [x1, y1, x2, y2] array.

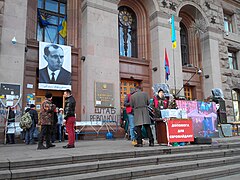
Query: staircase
[[1, 140, 240, 179]]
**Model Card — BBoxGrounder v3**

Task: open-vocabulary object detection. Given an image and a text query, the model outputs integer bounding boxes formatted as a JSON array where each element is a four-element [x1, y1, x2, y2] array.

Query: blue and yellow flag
[[58, 16, 67, 38], [171, 15, 176, 49], [37, 9, 50, 27]]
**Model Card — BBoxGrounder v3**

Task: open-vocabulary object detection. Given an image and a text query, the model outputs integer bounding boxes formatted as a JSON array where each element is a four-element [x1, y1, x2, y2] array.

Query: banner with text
[[167, 119, 194, 142]]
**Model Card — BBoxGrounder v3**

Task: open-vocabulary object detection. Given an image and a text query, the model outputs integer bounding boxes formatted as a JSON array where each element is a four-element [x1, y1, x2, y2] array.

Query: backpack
[[20, 112, 32, 130]]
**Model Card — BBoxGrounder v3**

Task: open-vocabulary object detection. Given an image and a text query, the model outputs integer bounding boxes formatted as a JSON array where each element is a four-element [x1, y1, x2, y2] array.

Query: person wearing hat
[[37, 92, 56, 150], [25, 104, 38, 145], [152, 89, 169, 118]]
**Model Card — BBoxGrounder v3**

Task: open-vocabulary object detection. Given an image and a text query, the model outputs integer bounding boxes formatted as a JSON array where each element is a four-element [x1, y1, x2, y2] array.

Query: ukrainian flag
[[171, 15, 176, 49], [37, 9, 50, 27], [58, 16, 67, 38]]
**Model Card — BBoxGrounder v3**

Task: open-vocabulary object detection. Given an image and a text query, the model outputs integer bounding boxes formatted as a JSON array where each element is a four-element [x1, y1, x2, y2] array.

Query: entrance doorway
[[120, 79, 140, 108], [52, 96, 63, 109]]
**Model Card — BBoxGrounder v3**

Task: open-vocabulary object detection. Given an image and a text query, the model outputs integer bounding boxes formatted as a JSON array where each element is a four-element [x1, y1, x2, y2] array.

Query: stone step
[[137, 163, 240, 180], [38, 156, 240, 180], [2, 141, 240, 171], [3, 149, 240, 179]]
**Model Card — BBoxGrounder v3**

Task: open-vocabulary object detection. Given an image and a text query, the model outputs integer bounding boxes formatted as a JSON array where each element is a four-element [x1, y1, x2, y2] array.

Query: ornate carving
[[161, 0, 167, 8]]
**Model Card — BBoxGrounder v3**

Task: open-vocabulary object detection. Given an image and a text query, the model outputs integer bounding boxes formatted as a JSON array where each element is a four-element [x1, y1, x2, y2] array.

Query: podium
[[155, 118, 194, 146]]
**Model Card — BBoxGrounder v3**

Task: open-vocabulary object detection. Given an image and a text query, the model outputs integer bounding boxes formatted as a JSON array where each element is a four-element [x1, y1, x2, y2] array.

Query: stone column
[[0, 0, 27, 92], [150, 12, 183, 95], [200, 29, 222, 98], [81, 0, 120, 121]]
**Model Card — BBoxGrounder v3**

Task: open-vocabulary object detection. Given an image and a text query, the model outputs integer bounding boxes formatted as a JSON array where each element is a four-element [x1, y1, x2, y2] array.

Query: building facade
[[0, 0, 240, 134]]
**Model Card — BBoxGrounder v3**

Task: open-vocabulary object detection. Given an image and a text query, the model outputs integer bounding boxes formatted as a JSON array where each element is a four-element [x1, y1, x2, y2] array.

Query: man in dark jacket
[[63, 89, 76, 148], [130, 86, 154, 147], [37, 92, 56, 150], [25, 104, 38, 144]]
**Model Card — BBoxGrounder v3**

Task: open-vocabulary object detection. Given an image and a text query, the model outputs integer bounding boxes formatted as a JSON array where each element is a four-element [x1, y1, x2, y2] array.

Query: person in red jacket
[[124, 88, 137, 145]]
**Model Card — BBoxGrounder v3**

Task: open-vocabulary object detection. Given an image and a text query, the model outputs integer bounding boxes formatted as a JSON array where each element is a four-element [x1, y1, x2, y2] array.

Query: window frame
[[184, 85, 193, 100], [180, 22, 189, 66], [224, 12, 234, 33], [37, 0, 67, 45], [232, 89, 240, 121], [228, 49, 238, 70], [118, 6, 138, 58]]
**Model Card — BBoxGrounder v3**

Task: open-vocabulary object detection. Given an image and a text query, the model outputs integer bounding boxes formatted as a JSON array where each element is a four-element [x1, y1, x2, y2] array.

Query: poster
[[38, 42, 71, 90], [176, 100, 218, 138]]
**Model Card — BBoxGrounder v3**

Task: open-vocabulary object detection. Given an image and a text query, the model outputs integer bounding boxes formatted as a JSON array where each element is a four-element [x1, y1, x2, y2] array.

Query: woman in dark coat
[[7, 106, 15, 144]]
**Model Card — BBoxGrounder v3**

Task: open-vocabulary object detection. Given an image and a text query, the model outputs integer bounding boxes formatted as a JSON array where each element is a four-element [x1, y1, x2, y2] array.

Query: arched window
[[118, 6, 138, 58], [232, 89, 240, 121], [180, 22, 189, 66]]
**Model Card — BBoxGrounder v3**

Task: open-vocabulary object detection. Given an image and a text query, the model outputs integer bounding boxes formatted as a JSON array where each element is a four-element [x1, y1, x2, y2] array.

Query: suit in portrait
[[39, 67, 71, 85]]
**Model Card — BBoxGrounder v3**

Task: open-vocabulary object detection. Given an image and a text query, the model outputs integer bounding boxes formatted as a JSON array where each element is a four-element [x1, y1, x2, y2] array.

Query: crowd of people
[[123, 86, 168, 147], [123, 85, 172, 147], [5, 89, 76, 150], [5, 84, 168, 148]]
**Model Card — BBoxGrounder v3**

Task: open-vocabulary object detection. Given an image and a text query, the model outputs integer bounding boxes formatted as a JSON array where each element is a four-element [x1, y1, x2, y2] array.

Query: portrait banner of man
[[38, 42, 71, 90]]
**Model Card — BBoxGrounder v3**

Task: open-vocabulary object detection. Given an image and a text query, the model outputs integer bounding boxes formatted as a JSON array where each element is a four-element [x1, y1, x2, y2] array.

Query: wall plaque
[[95, 82, 114, 107]]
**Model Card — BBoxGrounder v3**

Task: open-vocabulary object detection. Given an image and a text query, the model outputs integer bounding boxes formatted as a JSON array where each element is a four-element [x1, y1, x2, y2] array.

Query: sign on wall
[[38, 42, 71, 90], [95, 82, 114, 107], [0, 83, 20, 99]]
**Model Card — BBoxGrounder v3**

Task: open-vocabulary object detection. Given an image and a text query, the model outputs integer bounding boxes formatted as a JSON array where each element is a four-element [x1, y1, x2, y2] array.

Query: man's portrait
[[39, 42, 71, 90]]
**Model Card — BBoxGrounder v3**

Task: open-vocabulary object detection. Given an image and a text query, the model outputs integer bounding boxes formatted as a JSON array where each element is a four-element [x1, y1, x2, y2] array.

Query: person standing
[[130, 86, 154, 147], [37, 92, 56, 150], [63, 89, 76, 148], [57, 108, 64, 142], [152, 89, 167, 118], [25, 104, 38, 144], [124, 88, 137, 145], [50, 107, 58, 143], [7, 107, 15, 144]]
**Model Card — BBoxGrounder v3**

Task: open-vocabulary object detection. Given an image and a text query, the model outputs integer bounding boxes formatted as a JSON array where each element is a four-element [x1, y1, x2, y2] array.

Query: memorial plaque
[[95, 82, 114, 107]]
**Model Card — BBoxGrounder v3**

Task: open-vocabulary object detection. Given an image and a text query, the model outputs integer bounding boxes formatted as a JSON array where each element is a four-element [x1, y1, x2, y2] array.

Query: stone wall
[[156, 0, 240, 122], [0, 0, 4, 44]]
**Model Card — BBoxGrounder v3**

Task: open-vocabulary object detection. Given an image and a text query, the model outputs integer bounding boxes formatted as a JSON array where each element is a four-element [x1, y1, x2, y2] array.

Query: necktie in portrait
[[51, 72, 55, 82]]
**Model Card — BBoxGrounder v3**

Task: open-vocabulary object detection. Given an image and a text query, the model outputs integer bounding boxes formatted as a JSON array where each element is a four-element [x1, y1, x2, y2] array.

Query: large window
[[232, 89, 240, 121], [37, 0, 67, 45], [118, 6, 138, 58], [180, 22, 189, 66], [228, 50, 238, 70], [224, 13, 233, 33], [184, 86, 193, 100]]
